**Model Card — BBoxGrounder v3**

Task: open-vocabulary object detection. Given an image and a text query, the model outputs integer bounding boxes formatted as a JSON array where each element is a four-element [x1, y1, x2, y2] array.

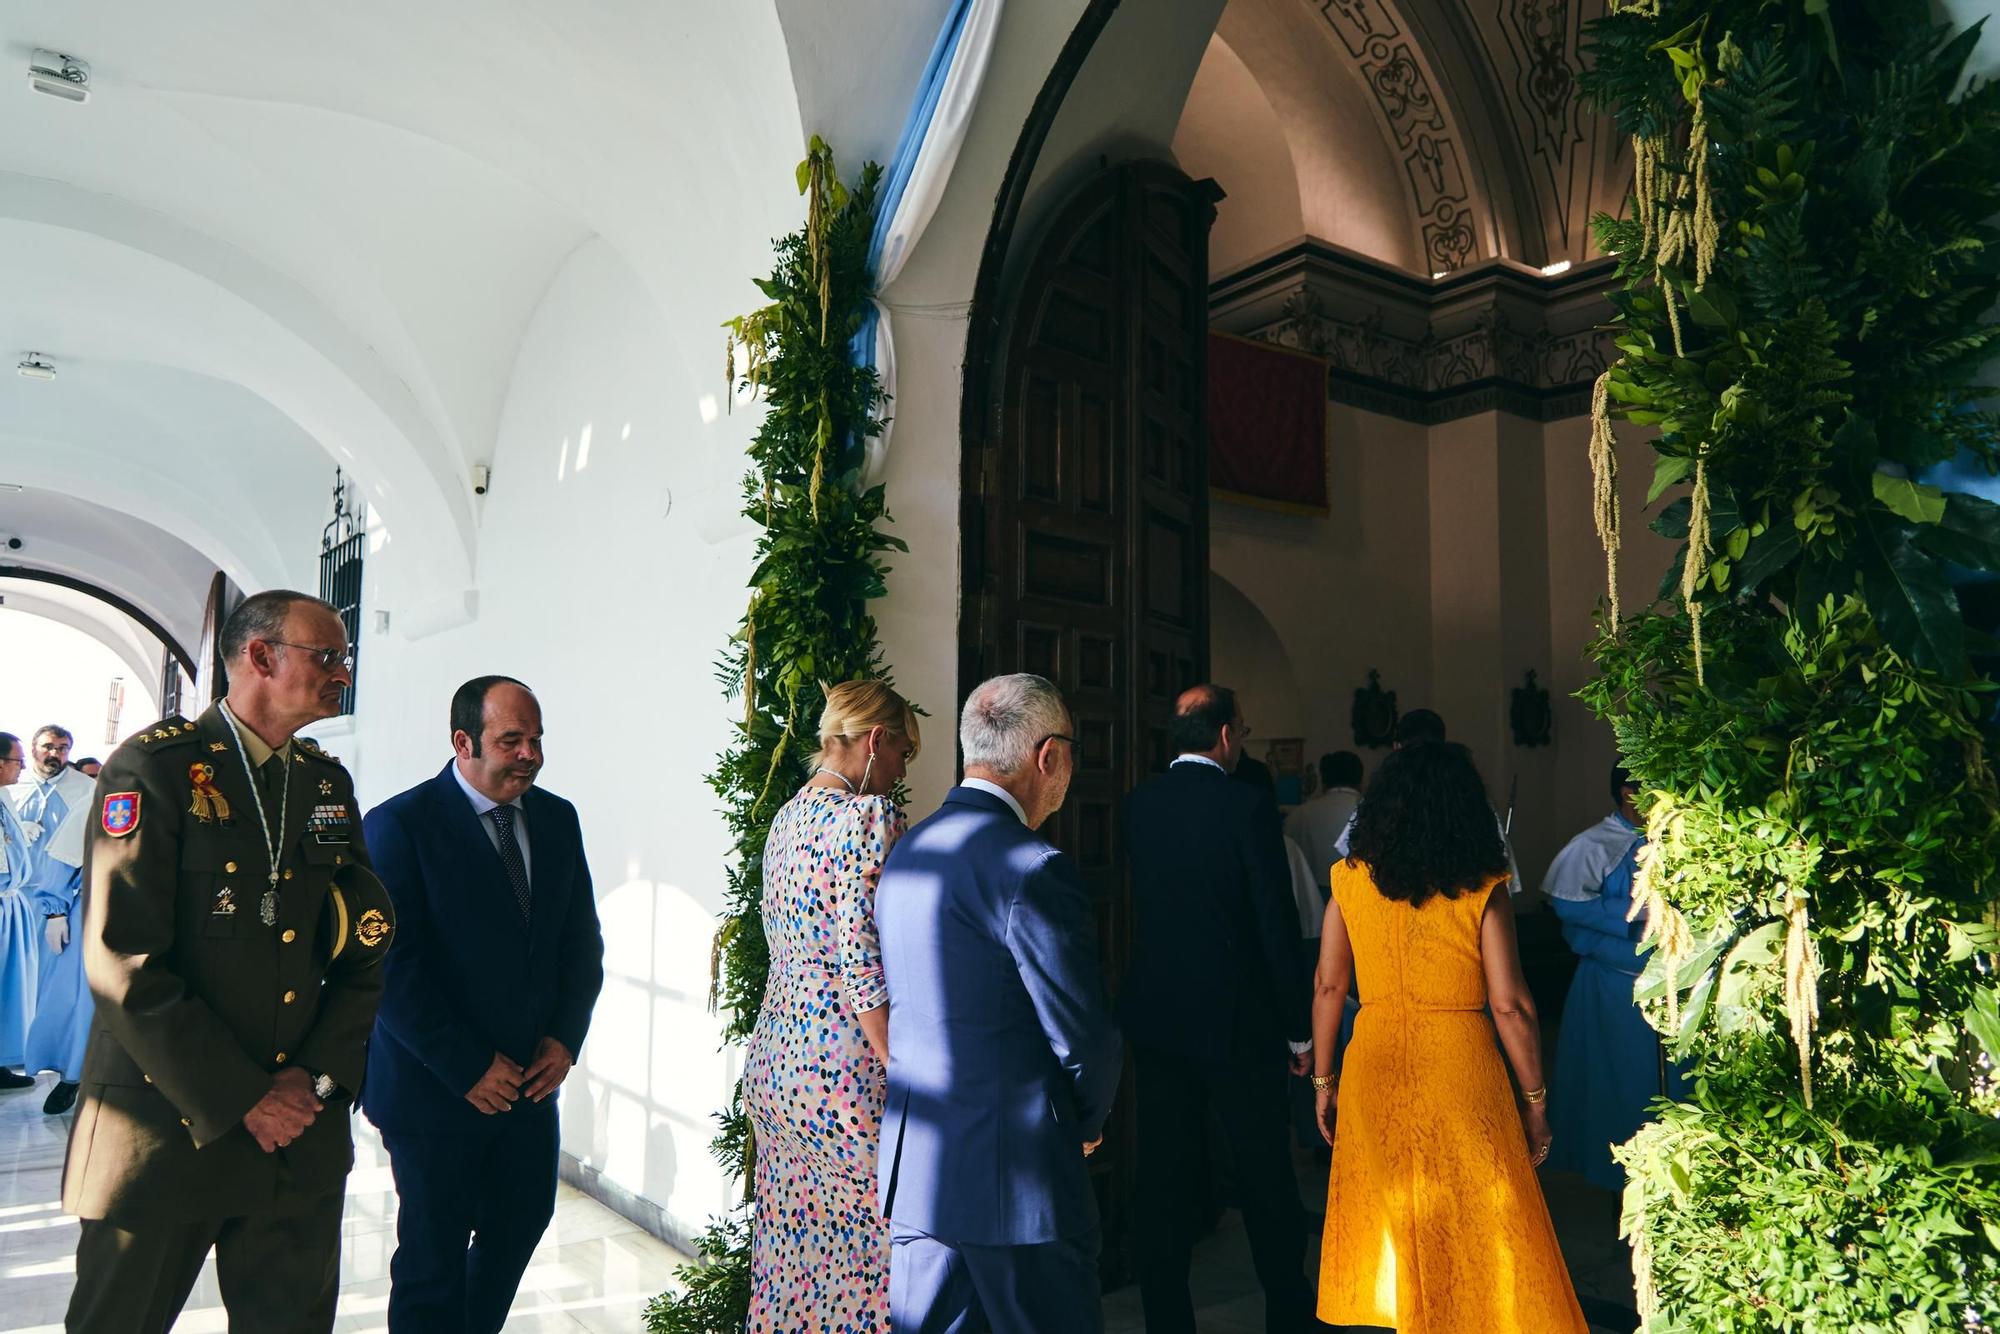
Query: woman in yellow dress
[[1309, 741, 1588, 1333]]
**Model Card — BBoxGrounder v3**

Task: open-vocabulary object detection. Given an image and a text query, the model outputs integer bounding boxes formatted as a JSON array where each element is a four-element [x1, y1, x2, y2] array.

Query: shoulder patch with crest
[[101, 792, 141, 837]]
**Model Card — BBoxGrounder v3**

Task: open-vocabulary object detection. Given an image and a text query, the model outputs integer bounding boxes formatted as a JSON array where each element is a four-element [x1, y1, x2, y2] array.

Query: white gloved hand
[[45, 915, 68, 954], [18, 820, 41, 845]]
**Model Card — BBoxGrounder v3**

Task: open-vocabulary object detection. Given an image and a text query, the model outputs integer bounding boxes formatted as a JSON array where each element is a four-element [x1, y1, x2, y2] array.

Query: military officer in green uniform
[[62, 589, 396, 1334]]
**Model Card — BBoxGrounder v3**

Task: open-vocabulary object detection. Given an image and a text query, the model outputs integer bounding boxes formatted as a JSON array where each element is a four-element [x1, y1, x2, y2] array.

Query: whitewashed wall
[[315, 239, 757, 1247]]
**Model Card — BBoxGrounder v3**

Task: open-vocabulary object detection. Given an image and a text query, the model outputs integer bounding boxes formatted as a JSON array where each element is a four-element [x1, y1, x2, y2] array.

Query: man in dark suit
[[1123, 684, 1323, 1333], [875, 672, 1123, 1333], [361, 675, 605, 1333]]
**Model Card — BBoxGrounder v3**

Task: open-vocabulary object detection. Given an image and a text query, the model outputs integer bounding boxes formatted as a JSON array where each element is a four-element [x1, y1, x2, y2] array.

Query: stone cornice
[[1208, 239, 1617, 423]]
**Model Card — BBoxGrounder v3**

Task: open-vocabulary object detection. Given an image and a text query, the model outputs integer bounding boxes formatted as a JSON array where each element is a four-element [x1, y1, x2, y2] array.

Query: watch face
[[314, 1074, 336, 1099]]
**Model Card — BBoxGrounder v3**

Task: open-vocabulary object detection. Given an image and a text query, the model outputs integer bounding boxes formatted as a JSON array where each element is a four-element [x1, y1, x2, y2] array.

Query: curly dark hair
[[1346, 741, 1509, 906]]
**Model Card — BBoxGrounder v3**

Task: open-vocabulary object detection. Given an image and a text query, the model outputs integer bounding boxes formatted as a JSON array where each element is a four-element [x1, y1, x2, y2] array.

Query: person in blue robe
[[1543, 765, 1688, 1192], [0, 733, 40, 1090], [10, 725, 96, 1114]]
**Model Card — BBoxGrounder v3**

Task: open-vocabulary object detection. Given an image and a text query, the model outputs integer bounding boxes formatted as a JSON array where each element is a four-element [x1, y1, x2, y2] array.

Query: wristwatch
[[311, 1072, 338, 1101]]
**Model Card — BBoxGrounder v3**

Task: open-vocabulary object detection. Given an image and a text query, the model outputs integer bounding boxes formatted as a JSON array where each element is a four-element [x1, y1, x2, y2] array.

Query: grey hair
[[220, 590, 337, 662], [959, 673, 1069, 775]]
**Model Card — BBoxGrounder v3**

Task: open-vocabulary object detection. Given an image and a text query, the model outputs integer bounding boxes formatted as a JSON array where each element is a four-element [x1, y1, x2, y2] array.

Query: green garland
[[645, 137, 901, 1334], [1579, 2, 2000, 1328]]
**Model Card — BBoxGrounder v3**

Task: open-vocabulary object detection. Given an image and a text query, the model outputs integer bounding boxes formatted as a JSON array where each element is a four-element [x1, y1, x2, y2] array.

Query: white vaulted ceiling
[[0, 1, 806, 621]]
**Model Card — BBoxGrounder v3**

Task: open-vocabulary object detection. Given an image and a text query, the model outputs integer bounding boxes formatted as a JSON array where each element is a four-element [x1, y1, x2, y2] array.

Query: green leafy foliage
[[1588, 0, 2000, 677], [1580, 1, 2000, 1326], [646, 138, 899, 1333]]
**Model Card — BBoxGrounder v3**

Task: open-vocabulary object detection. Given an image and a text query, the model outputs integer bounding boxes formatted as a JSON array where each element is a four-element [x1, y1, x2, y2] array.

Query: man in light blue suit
[[875, 672, 1123, 1333], [9, 724, 95, 1113], [0, 734, 40, 1090]]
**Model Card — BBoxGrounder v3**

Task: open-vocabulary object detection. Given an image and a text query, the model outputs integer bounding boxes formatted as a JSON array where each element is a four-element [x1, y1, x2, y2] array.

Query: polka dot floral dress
[[743, 786, 906, 1333]]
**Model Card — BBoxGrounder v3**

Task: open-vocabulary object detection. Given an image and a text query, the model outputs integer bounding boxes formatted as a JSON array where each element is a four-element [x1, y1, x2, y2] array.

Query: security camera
[[472, 464, 491, 496]]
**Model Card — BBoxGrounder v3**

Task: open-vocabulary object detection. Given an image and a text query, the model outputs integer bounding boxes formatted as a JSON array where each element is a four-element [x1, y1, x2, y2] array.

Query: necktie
[[488, 806, 531, 919], [258, 757, 286, 829]]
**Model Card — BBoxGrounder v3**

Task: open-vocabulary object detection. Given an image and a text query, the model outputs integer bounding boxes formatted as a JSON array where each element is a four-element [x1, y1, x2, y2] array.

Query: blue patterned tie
[[488, 806, 531, 920]]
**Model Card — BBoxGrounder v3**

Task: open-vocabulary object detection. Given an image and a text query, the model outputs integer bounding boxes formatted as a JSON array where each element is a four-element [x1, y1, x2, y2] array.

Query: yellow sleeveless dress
[[1317, 860, 1589, 1333]]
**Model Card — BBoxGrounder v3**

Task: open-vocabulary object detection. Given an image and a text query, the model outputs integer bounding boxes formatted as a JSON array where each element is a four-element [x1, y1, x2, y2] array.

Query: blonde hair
[[814, 680, 920, 767]]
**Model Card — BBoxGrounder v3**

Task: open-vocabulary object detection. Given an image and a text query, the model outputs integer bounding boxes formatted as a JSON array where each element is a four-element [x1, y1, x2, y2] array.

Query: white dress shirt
[[452, 762, 532, 885], [961, 777, 1027, 826]]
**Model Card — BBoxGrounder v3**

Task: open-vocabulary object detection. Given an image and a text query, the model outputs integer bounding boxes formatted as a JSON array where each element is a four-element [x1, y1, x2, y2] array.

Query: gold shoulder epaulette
[[133, 718, 201, 749], [296, 735, 343, 766]]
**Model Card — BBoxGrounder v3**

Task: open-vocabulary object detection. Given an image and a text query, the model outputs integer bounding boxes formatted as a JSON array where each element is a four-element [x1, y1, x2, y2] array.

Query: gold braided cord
[[1782, 886, 1821, 1110], [1589, 371, 1624, 624], [1682, 459, 1712, 684]]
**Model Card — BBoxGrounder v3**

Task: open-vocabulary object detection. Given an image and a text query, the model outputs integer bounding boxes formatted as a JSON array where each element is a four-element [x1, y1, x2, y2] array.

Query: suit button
[[274, 1052, 287, 1064], [142, 1075, 153, 1084], [281, 929, 297, 944], [179, 1118, 191, 1128], [283, 868, 295, 881], [224, 860, 238, 873], [334, 854, 345, 866], [282, 990, 297, 1004]]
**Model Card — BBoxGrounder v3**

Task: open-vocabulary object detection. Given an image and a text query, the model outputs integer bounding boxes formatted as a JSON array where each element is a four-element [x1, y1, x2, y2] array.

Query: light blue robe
[[1544, 812, 1689, 1192], [16, 776, 92, 1081], [0, 798, 39, 1068]]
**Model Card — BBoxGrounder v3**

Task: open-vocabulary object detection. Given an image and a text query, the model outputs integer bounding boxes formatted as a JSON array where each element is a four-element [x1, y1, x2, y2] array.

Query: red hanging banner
[[1206, 331, 1329, 515]]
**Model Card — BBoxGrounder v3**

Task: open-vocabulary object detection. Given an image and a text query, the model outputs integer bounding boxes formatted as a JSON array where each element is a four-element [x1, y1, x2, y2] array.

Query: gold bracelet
[[1522, 1085, 1548, 1104], [1309, 1073, 1336, 1091]]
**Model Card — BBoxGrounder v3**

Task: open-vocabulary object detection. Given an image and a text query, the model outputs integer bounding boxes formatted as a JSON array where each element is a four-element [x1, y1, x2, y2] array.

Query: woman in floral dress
[[743, 680, 922, 1332]]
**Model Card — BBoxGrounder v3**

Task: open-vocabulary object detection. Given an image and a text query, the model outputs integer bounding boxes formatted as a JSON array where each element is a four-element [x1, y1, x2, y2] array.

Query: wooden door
[[194, 571, 238, 714], [961, 160, 1220, 1278]]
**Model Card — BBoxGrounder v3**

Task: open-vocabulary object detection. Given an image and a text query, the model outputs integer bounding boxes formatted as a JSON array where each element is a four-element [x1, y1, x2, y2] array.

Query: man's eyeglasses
[[270, 641, 356, 674], [1039, 733, 1078, 751]]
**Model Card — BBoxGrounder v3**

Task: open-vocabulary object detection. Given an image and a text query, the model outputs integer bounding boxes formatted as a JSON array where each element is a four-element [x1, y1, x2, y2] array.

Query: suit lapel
[[520, 789, 558, 944]]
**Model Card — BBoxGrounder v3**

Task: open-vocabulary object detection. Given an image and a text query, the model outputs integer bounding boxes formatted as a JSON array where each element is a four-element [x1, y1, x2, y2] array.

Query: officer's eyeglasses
[[270, 640, 356, 674]]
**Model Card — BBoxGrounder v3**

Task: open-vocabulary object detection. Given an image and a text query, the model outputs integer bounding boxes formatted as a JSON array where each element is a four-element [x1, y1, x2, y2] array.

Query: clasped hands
[[465, 1037, 574, 1115], [243, 1067, 322, 1153]]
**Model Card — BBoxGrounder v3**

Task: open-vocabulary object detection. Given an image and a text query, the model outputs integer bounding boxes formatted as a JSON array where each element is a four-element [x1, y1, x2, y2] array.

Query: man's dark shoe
[[0, 1068, 34, 1091], [43, 1080, 78, 1115]]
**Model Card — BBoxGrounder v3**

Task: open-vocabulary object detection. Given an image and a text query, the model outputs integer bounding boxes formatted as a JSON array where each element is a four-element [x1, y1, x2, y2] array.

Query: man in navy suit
[[1123, 684, 1324, 1333], [875, 672, 1123, 1333], [361, 676, 605, 1333]]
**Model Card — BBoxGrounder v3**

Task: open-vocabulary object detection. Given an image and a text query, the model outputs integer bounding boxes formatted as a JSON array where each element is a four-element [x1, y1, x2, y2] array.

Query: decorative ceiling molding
[[1304, 0, 1628, 268], [1209, 240, 1617, 423], [1313, 0, 1491, 273]]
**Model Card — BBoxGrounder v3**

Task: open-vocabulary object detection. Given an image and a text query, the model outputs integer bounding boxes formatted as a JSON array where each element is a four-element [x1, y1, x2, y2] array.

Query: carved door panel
[[962, 161, 1219, 1278]]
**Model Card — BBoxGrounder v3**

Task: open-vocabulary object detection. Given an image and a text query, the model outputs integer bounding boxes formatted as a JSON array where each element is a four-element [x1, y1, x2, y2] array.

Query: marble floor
[[0, 1073, 680, 1333]]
